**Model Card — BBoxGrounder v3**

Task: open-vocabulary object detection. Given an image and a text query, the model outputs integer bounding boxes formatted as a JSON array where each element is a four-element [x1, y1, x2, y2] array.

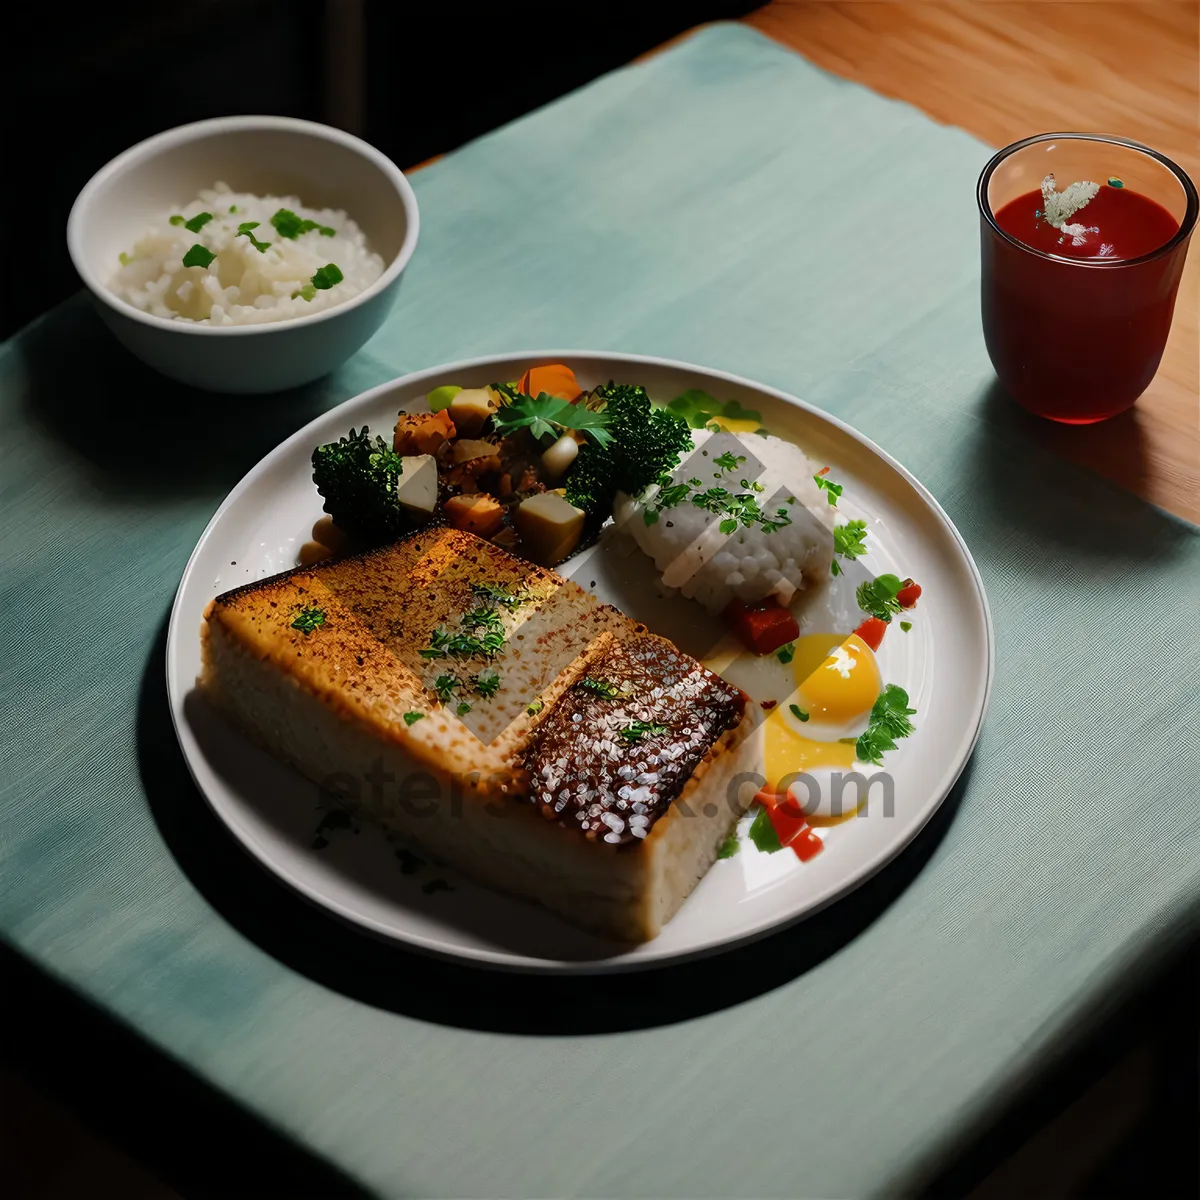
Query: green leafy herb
[[456, 702, 472, 717], [229, 205, 238, 213], [291, 284, 317, 302], [403, 711, 425, 726], [789, 703, 809, 723], [717, 832, 741, 859], [855, 573, 904, 623], [184, 211, 213, 232], [526, 700, 545, 716], [813, 473, 843, 505], [473, 669, 501, 699], [776, 642, 795, 664], [714, 451, 745, 473], [420, 625, 504, 660], [831, 519, 868, 575], [312, 263, 344, 289], [855, 684, 917, 766], [688, 486, 792, 535], [236, 221, 271, 253], [491, 390, 612, 447], [900, 620, 913, 633], [291, 606, 327, 634], [578, 676, 628, 701], [564, 384, 692, 518], [748, 805, 783, 853], [433, 674, 458, 702], [169, 215, 186, 227], [312, 426, 417, 545], [619, 720, 669, 743], [470, 583, 522, 608], [271, 207, 335, 239], [460, 606, 503, 635], [182, 243, 216, 269], [118, 252, 132, 267], [667, 390, 764, 431]]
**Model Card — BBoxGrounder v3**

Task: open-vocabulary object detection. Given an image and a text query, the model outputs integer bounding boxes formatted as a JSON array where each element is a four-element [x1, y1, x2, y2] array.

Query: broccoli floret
[[311, 426, 415, 546], [565, 384, 692, 518]]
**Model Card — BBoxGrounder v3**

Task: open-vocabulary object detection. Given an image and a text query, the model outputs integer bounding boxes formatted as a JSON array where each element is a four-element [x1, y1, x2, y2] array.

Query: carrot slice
[[897, 580, 922, 608], [517, 364, 582, 402], [853, 616, 888, 651]]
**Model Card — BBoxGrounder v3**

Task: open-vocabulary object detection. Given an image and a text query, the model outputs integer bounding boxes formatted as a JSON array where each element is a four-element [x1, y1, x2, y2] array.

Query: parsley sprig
[[714, 451, 746, 473], [643, 479, 793, 536], [831, 519, 868, 575], [490, 387, 612, 447], [855, 684, 917, 765], [618, 720, 669, 743], [812, 472, 843, 506], [578, 676, 631, 701], [856, 573, 904, 622], [291, 606, 327, 634]]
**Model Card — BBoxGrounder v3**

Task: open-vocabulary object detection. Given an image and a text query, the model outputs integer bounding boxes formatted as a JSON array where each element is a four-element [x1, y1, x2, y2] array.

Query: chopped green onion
[[403, 711, 425, 726], [236, 221, 271, 253], [291, 284, 317, 302], [789, 703, 809, 722], [182, 244, 216, 269], [311, 263, 344, 290], [118, 252, 132, 267], [184, 211, 213, 232], [900, 621, 912, 632], [169, 215, 185, 227], [271, 208, 336, 239]]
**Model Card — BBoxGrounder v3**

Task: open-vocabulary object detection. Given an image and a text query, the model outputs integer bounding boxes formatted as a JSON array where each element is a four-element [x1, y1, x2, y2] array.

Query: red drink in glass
[[978, 133, 1197, 424]]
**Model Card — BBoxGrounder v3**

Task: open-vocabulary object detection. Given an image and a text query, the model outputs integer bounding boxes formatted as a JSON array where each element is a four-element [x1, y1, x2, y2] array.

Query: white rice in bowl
[[108, 182, 384, 325], [612, 428, 836, 614]]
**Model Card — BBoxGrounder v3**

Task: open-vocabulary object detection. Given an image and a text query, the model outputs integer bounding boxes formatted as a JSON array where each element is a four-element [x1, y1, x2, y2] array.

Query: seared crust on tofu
[[199, 528, 756, 941]]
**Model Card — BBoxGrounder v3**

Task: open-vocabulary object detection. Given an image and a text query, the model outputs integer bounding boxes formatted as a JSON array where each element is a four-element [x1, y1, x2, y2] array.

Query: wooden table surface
[[743, 0, 1199, 522]]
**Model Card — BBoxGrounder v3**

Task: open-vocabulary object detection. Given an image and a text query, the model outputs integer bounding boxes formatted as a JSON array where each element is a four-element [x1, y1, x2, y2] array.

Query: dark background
[[3, 0, 758, 339]]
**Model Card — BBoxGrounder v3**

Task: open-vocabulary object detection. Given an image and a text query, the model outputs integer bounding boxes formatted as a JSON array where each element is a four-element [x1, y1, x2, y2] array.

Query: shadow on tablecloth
[[138, 614, 970, 1036]]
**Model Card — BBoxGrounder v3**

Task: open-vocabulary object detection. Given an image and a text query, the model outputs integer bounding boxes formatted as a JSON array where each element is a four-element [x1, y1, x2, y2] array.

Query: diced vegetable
[[723, 598, 799, 656], [450, 439, 502, 475], [393, 409, 455, 456], [395, 454, 438, 515], [449, 387, 498, 437], [427, 385, 462, 412], [853, 616, 888, 651], [897, 579, 922, 608], [514, 491, 586, 566], [516, 363, 582, 402], [444, 493, 504, 537], [541, 434, 579, 478]]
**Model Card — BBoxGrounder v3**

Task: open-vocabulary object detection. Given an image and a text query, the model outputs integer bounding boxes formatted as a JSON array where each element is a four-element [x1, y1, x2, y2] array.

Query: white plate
[[167, 352, 993, 972]]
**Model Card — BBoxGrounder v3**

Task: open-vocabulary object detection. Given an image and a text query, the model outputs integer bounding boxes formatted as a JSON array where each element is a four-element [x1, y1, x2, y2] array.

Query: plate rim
[[166, 350, 996, 973]]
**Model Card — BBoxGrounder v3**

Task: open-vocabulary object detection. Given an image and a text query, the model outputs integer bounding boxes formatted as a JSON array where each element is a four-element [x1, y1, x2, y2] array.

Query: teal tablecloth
[[4, 24, 1199, 1198]]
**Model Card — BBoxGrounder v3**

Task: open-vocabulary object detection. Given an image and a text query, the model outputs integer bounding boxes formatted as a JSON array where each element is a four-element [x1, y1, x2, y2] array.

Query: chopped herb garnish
[[578, 676, 628, 701], [169, 215, 186, 227], [856, 573, 904, 623], [236, 221, 271, 253], [813, 473, 843, 505], [271, 207, 335, 239], [619, 720, 669, 743], [776, 642, 795, 664], [291, 284, 317, 302], [433, 674, 458, 702], [460, 605, 503, 635], [667, 390, 764, 431], [182, 243, 216, 269], [473, 669, 501, 699], [403, 711, 425, 726], [311, 263, 344, 289], [713, 451, 746, 473], [470, 583, 522, 607], [900, 621, 913, 633], [184, 211, 213, 232], [789, 703, 809, 723], [291, 606, 327, 634], [526, 700, 545, 716], [491, 389, 612, 447], [420, 619, 505, 660], [229, 205, 238, 213], [831, 519, 868, 575], [118, 252, 132, 267], [456, 701, 472, 717], [855, 684, 917, 766], [717, 832, 741, 859], [748, 805, 783, 853]]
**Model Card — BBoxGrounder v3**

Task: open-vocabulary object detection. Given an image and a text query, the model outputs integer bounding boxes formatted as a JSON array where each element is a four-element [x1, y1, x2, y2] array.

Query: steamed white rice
[[108, 182, 384, 325], [612, 428, 836, 614]]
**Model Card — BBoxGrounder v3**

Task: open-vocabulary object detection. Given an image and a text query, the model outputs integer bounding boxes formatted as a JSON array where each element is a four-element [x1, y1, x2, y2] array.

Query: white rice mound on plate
[[108, 182, 384, 325], [612, 428, 837, 614]]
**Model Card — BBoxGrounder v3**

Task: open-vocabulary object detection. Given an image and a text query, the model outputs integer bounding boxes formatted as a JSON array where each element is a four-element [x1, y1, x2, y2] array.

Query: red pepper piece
[[897, 579, 922, 608], [853, 615, 888, 651], [723, 598, 799, 656]]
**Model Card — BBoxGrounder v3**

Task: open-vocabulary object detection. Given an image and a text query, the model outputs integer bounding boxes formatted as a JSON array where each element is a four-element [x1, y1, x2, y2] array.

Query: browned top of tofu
[[521, 638, 746, 845]]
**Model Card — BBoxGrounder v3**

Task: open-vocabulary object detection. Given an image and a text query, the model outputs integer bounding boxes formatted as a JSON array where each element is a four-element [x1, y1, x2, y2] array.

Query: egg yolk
[[793, 632, 882, 725], [764, 712, 857, 777]]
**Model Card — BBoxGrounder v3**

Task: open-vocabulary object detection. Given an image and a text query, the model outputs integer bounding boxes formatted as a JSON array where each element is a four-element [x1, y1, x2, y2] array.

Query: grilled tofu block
[[200, 528, 756, 941]]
